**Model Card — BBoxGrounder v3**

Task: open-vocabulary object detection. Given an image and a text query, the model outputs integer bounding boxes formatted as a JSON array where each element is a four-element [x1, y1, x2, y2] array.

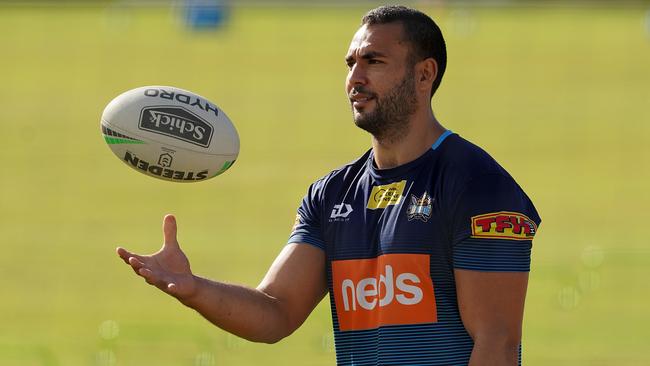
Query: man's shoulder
[[439, 133, 511, 182], [307, 149, 372, 193]]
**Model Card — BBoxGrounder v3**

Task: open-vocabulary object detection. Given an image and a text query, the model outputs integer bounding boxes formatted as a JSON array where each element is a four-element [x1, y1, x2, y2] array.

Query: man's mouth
[[350, 94, 375, 109]]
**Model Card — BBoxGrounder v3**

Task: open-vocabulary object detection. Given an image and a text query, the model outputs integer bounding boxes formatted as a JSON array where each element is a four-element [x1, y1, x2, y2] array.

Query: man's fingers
[[138, 267, 155, 281], [116, 247, 131, 264], [138, 267, 176, 293], [129, 256, 146, 269], [162, 214, 179, 249], [167, 283, 177, 294], [138, 268, 164, 287], [117, 247, 155, 277], [116, 247, 145, 265]]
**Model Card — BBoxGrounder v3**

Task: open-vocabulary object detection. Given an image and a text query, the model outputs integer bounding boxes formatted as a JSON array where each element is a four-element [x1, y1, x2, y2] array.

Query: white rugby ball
[[100, 86, 239, 182]]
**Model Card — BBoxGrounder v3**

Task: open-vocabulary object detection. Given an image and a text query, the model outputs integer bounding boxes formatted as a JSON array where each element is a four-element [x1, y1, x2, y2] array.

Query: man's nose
[[347, 64, 368, 87]]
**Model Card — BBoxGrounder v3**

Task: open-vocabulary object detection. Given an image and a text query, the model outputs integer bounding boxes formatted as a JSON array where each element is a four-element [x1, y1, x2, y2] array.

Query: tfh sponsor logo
[[332, 254, 437, 331], [139, 106, 213, 147], [471, 211, 537, 240]]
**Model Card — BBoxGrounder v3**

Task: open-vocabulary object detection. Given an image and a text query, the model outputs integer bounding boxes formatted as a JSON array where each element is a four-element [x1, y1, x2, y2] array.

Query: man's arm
[[117, 214, 327, 344], [455, 269, 529, 366]]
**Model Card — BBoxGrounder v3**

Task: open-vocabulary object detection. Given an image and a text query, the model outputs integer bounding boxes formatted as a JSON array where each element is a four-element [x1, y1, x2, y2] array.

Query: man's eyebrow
[[345, 51, 387, 63], [360, 51, 387, 59]]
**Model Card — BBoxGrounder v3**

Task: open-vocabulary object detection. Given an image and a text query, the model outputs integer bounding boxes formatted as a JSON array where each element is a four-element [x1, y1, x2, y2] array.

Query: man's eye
[[346, 62, 355, 69], [368, 59, 381, 64]]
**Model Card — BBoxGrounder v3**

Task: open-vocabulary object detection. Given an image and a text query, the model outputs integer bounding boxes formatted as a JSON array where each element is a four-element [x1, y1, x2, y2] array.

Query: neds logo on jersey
[[332, 254, 437, 331], [139, 106, 213, 147]]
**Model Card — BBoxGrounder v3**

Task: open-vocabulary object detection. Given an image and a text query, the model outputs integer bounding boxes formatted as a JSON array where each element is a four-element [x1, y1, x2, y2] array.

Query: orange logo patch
[[471, 211, 537, 240], [331, 254, 437, 331]]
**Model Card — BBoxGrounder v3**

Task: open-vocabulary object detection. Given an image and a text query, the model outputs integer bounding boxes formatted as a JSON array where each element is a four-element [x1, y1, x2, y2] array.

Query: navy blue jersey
[[288, 131, 540, 366]]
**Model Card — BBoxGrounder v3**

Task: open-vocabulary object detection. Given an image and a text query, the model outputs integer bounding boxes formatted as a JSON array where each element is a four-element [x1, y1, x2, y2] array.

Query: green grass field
[[1, 3, 649, 365]]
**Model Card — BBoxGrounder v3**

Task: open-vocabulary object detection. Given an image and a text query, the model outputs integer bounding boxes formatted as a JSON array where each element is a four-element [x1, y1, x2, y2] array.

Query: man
[[117, 5, 540, 366]]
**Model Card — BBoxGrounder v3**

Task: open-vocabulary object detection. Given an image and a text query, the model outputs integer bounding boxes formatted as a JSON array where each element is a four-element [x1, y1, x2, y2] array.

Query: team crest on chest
[[406, 191, 433, 222]]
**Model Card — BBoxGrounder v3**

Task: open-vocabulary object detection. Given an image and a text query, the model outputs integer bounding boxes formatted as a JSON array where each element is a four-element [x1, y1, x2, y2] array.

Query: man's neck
[[371, 112, 446, 170]]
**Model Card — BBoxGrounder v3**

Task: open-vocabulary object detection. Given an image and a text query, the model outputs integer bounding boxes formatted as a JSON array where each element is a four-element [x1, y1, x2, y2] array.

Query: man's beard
[[351, 70, 418, 143]]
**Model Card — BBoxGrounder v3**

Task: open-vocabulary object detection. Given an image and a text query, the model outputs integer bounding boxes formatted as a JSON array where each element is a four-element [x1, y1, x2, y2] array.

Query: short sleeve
[[450, 174, 541, 272], [287, 180, 326, 250]]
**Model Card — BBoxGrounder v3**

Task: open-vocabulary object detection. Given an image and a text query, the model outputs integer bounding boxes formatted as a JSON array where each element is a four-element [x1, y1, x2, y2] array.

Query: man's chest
[[318, 171, 460, 332], [321, 176, 450, 259]]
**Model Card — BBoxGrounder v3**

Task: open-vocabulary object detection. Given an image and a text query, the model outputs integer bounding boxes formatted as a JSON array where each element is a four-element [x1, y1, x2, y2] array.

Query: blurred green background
[[1, 1, 649, 365]]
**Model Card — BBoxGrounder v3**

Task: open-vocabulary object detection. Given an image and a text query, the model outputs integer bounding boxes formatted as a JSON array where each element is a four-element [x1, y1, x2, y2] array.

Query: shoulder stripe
[[431, 130, 453, 150]]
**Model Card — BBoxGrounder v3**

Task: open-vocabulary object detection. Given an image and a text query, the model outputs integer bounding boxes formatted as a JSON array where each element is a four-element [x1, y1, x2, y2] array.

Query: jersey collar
[[367, 130, 455, 181]]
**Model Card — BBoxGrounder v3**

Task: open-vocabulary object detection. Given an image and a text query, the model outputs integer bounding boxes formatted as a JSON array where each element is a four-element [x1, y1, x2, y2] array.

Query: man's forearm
[[179, 275, 290, 344], [468, 336, 520, 366]]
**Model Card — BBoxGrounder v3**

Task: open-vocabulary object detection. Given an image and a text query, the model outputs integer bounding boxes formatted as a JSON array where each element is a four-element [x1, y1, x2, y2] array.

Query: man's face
[[345, 23, 418, 140]]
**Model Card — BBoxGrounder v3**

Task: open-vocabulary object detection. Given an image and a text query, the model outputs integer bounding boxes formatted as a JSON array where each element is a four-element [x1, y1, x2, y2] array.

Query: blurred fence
[[1, 0, 650, 6]]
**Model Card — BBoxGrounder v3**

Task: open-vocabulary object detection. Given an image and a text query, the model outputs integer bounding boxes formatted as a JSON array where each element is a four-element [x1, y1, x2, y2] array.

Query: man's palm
[[117, 215, 196, 300]]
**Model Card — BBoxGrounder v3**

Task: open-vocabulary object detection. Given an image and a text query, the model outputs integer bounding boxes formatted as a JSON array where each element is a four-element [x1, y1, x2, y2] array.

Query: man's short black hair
[[362, 5, 447, 98]]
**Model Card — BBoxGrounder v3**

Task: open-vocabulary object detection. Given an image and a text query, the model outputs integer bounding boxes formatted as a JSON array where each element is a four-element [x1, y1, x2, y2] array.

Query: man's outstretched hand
[[116, 214, 328, 343], [117, 214, 197, 301]]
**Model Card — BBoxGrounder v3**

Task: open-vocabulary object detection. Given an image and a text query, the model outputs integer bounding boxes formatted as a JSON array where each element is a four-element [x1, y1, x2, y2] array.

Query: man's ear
[[417, 58, 438, 92]]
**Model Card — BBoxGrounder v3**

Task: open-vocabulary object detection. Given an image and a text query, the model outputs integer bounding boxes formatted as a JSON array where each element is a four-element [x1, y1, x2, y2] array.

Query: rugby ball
[[100, 86, 239, 182]]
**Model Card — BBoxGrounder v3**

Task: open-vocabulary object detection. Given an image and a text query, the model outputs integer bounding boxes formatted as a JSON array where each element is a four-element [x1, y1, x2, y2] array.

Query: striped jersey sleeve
[[451, 174, 541, 272], [287, 179, 326, 250]]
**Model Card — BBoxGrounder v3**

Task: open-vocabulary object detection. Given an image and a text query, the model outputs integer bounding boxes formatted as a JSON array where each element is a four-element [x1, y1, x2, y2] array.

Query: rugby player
[[117, 5, 540, 365]]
